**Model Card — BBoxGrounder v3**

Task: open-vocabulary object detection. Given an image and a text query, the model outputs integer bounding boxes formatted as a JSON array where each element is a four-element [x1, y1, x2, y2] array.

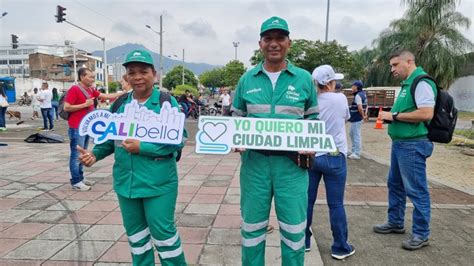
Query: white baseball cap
[[312, 65, 344, 85]]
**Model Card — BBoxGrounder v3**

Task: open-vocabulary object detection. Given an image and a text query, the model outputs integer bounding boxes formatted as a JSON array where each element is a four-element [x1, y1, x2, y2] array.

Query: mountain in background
[[92, 43, 219, 75]]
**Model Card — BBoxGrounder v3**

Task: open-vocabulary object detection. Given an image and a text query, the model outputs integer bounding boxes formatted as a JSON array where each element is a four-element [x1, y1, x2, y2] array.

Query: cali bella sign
[[196, 116, 336, 154], [79, 100, 185, 144]]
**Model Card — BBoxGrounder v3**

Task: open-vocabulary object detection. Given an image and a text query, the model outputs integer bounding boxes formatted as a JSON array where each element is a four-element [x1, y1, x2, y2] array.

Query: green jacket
[[92, 89, 186, 198], [231, 61, 318, 120], [388, 67, 437, 140]]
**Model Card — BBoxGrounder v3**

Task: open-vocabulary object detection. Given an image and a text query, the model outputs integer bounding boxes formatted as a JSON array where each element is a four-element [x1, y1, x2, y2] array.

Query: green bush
[[172, 84, 199, 97], [454, 129, 474, 140]]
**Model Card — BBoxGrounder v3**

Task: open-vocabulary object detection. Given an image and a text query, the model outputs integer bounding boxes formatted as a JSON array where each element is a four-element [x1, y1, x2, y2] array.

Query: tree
[[223, 60, 246, 89], [163, 65, 198, 90], [173, 84, 199, 97], [250, 39, 364, 82], [199, 67, 225, 88], [371, 0, 473, 88]]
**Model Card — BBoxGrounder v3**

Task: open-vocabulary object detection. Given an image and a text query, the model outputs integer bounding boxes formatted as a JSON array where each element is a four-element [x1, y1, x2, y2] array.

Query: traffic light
[[11, 34, 18, 49], [56, 5, 66, 23]]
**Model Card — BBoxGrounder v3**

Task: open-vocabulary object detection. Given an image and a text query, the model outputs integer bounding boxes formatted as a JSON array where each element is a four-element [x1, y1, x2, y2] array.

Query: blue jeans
[[349, 121, 362, 155], [51, 101, 59, 120], [68, 128, 89, 185], [387, 139, 434, 239], [41, 108, 54, 130], [306, 153, 352, 254], [0, 107, 6, 127]]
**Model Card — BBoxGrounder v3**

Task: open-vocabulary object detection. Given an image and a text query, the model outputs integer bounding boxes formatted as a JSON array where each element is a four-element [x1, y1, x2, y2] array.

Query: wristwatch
[[392, 112, 399, 121]]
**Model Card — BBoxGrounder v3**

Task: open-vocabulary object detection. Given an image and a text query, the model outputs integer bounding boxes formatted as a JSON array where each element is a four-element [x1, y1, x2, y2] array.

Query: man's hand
[[77, 145, 96, 167], [84, 98, 94, 108], [122, 139, 140, 154], [378, 111, 393, 121], [232, 148, 246, 154], [298, 150, 315, 156]]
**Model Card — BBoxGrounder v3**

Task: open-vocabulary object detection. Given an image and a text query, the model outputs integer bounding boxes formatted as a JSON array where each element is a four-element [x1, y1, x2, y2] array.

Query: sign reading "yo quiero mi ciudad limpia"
[[196, 116, 336, 154]]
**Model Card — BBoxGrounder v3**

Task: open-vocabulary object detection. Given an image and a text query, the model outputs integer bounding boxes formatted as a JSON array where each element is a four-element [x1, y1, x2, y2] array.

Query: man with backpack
[[63, 67, 126, 191], [375, 49, 436, 251]]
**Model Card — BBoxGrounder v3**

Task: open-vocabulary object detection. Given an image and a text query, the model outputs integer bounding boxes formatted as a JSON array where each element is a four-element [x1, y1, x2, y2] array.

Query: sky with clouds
[[1, 0, 473, 67]]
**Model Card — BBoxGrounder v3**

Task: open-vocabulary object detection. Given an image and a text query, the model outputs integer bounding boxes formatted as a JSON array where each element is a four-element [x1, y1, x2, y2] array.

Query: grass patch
[[454, 129, 474, 140], [457, 111, 474, 120]]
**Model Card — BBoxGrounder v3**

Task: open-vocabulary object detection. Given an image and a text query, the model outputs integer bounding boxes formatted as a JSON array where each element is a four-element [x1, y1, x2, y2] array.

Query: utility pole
[[233, 41, 239, 61], [182, 48, 185, 85], [325, 0, 330, 43], [146, 15, 164, 89], [159, 15, 163, 89]]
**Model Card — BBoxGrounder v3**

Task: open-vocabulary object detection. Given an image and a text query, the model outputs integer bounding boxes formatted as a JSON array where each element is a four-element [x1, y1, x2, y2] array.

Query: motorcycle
[[17, 95, 32, 106]]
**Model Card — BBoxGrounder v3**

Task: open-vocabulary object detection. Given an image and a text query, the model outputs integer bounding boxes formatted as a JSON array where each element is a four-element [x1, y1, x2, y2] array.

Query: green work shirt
[[388, 66, 437, 140], [231, 61, 318, 120], [92, 89, 186, 199]]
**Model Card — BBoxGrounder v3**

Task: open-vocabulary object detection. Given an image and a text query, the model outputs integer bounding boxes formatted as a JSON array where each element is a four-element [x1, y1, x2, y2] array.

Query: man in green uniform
[[375, 49, 436, 250], [231, 16, 318, 265], [78, 49, 187, 265]]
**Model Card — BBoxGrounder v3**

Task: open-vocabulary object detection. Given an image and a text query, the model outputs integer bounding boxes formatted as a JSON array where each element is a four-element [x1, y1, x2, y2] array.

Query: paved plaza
[[0, 116, 473, 265]]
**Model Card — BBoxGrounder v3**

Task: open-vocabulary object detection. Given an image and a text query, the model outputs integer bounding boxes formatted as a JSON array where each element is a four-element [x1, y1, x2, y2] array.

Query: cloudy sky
[[1, 0, 473, 67]]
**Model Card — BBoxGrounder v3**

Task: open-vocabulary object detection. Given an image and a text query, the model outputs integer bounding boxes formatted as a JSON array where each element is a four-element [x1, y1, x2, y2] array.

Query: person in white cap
[[307, 65, 355, 260]]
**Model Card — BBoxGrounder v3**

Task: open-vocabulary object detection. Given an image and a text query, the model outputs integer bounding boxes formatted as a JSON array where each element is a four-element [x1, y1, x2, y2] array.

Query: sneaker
[[305, 227, 312, 252], [402, 235, 429, 250], [83, 179, 93, 186], [348, 154, 360, 160], [38, 127, 49, 131], [72, 181, 91, 191], [373, 222, 405, 234], [331, 245, 355, 260], [266, 225, 274, 234], [0, 127, 6, 132], [49, 128, 55, 131]]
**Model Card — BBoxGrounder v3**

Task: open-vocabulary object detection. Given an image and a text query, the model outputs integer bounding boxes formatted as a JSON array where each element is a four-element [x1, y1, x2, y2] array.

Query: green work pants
[[117, 191, 186, 266], [240, 150, 308, 266]]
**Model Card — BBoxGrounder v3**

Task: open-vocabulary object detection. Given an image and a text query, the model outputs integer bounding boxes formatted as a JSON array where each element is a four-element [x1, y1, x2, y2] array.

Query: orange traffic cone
[[374, 107, 384, 129]]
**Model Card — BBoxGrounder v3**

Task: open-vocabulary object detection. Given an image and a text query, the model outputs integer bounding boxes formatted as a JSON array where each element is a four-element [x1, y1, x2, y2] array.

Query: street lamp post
[[182, 49, 185, 85], [232, 41, 240, 60], [146, 14, 164, 89], [325, 0, 330, 43]]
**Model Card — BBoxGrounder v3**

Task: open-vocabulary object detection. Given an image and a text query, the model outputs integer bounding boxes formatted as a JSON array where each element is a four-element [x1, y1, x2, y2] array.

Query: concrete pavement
[[1, 107, 473, 265]]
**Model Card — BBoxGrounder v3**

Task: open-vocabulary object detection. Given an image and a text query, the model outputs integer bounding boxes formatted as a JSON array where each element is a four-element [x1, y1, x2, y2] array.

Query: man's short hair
[[389, 49, 415, 61], [78, 68, 92, 81]]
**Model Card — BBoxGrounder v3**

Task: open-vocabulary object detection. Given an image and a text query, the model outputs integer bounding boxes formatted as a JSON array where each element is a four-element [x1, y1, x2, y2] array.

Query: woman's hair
[[52, 87, 59, 99]]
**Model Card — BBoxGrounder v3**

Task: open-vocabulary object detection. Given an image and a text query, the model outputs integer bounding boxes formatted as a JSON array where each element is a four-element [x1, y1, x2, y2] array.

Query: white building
[[0, 45, 105, 84]]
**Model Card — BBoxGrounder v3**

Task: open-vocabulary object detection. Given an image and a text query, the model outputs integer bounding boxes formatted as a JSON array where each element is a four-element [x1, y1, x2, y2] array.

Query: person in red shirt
[[64, 67, 127, 191]]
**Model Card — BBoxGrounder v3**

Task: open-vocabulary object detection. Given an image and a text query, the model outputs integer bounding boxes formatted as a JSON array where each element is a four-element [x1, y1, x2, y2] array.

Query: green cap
[[123, 49, 154, 67], [260, 16, 290, 36]]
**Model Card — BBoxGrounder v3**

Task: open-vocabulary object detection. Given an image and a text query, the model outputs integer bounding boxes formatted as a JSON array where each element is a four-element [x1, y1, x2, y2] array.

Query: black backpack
[[410, 75, 458, 143], [111, 91, 183, 161]]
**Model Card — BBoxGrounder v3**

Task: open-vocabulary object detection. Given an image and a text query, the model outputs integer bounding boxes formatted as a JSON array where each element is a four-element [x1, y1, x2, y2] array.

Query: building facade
[[0, 45, 104, 84]]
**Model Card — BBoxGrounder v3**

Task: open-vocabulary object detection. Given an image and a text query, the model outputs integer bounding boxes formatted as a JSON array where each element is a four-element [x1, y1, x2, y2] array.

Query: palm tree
[[370, 0, 473, 88]]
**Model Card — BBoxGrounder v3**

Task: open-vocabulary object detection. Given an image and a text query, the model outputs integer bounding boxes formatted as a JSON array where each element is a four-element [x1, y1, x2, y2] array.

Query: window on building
[[0, 60, 7, 65], [0, 69, 8, 74], [22, 49, 35, 55], [9, 50, 21, 55], [9, 60, 22, 65], [0, 50, 7, 56], [23, 59, 29, 64]]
